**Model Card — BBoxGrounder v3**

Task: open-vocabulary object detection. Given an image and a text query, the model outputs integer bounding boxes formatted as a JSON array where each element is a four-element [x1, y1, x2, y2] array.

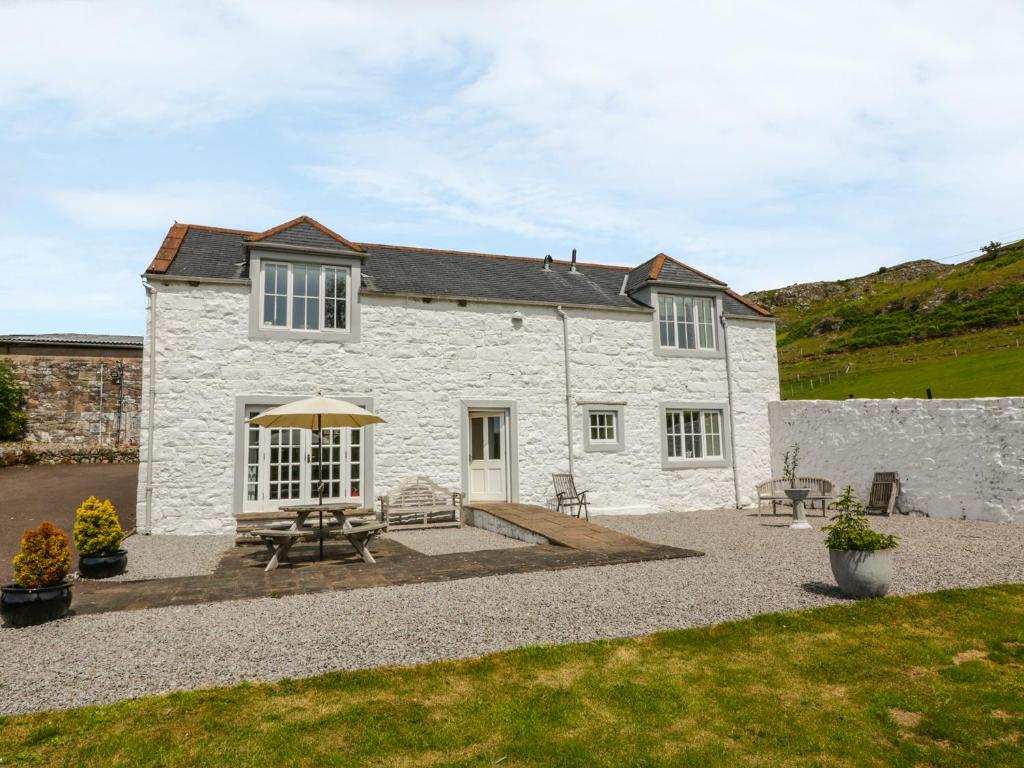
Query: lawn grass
[[2, 585, 1024, 767]]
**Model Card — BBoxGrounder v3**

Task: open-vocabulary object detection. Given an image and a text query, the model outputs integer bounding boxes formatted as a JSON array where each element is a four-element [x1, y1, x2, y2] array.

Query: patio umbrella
[[249, 395, 385, 561]]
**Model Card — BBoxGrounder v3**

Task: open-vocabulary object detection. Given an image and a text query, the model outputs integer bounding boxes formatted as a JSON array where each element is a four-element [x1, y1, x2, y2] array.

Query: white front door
[[468, 411, 507, 501], [242, 407, 364, 512]]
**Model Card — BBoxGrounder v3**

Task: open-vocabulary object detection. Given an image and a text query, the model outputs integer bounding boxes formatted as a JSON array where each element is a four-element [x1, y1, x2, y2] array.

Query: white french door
[[468, 410, 508, 502], [243, 407, 364, 512]]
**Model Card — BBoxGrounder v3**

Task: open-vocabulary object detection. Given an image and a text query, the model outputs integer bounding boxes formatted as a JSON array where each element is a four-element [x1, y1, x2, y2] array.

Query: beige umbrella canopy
[[249, 395, 384, 430], [249, 395, 385, 561]]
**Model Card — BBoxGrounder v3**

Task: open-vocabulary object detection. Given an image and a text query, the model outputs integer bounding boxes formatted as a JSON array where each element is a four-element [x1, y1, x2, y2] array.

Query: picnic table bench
[[254, 503, 387, 572]]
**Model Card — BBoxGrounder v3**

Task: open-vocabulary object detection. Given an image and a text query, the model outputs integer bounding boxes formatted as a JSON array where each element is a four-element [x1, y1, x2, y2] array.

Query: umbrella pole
[[318, 413, 324, 562]]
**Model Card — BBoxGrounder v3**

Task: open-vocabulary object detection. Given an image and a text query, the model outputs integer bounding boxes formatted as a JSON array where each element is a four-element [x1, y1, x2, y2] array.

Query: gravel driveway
[[2, 509, 1022, 716]]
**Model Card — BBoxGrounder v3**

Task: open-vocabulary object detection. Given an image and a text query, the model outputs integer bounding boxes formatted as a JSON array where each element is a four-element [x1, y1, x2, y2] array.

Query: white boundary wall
[[769, 398, 1024, 523]]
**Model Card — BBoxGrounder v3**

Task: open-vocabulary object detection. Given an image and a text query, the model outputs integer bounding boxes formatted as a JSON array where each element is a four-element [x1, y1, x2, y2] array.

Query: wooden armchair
[[552, 473, 590, 521]]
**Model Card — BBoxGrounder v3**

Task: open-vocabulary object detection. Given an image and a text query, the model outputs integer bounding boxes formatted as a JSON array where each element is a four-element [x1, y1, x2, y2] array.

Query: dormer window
[[260, 262, 350, 332], [658, 295, 716, 351]]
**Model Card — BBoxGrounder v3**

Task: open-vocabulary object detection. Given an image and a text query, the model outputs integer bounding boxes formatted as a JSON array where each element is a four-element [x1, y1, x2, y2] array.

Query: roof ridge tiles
[[359, 242, 631, 272]]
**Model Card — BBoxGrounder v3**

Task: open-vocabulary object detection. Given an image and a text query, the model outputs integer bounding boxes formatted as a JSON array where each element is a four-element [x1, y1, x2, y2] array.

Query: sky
[[2, 0, 1023, 336]]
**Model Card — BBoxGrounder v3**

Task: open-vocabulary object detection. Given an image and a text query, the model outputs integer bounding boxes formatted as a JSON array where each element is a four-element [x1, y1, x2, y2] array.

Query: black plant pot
[[79, 549, 128, 579], [1, 582, 73, 627]]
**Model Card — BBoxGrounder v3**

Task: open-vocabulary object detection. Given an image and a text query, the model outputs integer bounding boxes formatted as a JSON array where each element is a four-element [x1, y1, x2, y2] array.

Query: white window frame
[[659, 401, 730, 469], [580, 402, 625, 453], [652, 289, 724, 359], [249, 248, 361, 343]]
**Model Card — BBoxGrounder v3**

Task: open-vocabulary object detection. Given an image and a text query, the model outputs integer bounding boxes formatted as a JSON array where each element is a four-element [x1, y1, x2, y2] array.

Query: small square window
[[589, 411, 617, 443], [582, 404, 625, 452]]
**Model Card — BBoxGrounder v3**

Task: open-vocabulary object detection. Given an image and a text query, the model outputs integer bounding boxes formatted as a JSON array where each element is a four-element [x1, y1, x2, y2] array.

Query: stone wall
[[138, 280, 779, 534], [3, 350, 142, 446], [769, 398, 1024, 522]]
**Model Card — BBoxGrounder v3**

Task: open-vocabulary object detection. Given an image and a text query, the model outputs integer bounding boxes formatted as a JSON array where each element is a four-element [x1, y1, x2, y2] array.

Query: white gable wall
[[137, 281, 778, 533]]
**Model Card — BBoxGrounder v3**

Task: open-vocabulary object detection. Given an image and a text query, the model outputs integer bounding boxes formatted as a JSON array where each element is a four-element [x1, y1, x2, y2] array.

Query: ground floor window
[[580, 402, 626, 453], [243, 406, 364, 511], [665, 408, 723, 460]]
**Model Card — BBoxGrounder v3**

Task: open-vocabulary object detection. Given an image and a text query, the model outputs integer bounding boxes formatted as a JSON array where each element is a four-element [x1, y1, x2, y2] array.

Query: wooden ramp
[[466, 502, 679, 555]]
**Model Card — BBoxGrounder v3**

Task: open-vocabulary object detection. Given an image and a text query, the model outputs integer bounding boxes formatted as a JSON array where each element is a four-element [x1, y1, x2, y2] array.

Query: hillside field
[[749, 241, 1024, 400]]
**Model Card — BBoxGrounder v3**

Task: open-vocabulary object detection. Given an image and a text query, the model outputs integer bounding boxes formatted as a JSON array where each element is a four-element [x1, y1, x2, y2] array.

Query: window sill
[[584, 442, 624, 453], [250, 326, 360, 343], [653, 345, 724, 359], [661, 457, 730, 470]]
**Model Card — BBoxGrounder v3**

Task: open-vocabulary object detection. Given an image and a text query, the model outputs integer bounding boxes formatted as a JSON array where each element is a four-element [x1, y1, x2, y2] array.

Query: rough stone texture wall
[[4, 353, 142, 446], [769, 398, 1024, 523], [139, 281, 779, 534]]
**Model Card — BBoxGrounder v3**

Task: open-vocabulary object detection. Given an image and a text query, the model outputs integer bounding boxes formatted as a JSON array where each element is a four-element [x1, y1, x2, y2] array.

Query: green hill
[[747, 240, 1024, 400]]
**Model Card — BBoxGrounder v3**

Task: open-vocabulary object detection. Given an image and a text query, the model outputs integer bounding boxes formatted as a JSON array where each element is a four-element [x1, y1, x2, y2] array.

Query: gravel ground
[[388, 526, 530, 555], [2, 509, 1022, 716], [81, 533, 235, 582]]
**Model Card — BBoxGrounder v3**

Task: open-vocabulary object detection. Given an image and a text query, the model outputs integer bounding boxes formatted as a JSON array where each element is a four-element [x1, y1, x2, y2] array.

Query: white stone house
[[138, 216, 779, 534]]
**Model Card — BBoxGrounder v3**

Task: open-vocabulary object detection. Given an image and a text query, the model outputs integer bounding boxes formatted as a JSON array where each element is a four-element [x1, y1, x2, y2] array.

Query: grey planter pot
[[829, 548, 894, 598]]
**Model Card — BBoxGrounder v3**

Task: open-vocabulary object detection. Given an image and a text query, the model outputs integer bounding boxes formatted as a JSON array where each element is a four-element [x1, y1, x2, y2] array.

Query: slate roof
[[0, 333, 143, 347], [147, 218, 771, 318]]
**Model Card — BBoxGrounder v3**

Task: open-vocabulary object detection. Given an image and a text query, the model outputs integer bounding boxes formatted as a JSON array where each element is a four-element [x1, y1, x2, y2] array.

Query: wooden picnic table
[[255, 503, 386, 572]]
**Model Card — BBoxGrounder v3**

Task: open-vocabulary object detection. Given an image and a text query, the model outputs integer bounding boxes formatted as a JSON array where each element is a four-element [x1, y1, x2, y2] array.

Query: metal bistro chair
[[552, 473, 590, 521]]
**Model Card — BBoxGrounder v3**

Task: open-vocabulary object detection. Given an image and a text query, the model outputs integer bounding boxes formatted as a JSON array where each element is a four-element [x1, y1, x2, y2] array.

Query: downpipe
[[142, 279, 157, 534], [556, 306, 574, 476], [721, 315, 742, 509]]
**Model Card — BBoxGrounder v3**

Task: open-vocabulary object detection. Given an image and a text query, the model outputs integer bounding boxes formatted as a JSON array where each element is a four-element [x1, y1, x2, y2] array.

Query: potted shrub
[[73, 496, 127, 579], [781, 443, 811, 529], [1, 522, 74, 627], [824, 485, 899, 598]]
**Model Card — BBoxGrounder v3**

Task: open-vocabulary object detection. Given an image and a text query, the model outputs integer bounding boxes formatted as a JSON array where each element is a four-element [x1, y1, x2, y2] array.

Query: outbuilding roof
[[145, 217, 771, 318], [0, 333, 143, 348]]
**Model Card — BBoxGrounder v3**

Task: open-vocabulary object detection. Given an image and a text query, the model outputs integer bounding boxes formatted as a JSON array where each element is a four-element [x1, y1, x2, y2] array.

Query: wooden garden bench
[[755, 477, 834, 517], [379, 476, 463, 530]]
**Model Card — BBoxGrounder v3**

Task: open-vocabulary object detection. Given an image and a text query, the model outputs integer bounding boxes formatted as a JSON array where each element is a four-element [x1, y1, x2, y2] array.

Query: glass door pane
[[268, 428, 303, 500], [310, 428, 344, 501]]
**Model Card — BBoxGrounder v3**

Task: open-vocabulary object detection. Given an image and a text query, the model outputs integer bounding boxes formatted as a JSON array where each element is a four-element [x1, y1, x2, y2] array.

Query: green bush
[[12, 522, 72, 588], [0, 358, 27, 441], [73, 496, 124, 556], [823, 486, 898, 552]]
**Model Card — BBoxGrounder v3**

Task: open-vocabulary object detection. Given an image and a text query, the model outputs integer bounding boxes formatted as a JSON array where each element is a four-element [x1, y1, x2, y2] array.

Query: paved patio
[[70, 505, 699, 615]]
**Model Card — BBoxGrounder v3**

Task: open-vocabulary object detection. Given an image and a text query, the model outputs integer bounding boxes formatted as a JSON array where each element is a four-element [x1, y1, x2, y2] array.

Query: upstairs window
[[324, 267, 348, 330], [260, 262, 350, 332], [658, 295, 716, 350], [665, 408, 723, 460]]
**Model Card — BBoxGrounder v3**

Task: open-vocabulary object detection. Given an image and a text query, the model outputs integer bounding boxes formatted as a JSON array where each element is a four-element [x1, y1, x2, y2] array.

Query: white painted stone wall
[[769, 399, 1024, 523], [138, 280, 779, 533]]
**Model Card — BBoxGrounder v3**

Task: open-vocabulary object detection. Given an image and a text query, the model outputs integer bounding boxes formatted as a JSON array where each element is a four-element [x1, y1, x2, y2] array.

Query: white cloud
[[4, 0, 1024, 293]]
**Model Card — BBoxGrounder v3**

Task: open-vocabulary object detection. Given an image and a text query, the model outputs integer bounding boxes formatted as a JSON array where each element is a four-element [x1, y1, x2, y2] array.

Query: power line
[[932, 232, 1024, 264]]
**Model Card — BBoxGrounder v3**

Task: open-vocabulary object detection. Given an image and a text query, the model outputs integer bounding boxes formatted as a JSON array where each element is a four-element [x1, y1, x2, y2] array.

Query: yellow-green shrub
[[73, 496, 124, 556], [12, 522, 72, 588]]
